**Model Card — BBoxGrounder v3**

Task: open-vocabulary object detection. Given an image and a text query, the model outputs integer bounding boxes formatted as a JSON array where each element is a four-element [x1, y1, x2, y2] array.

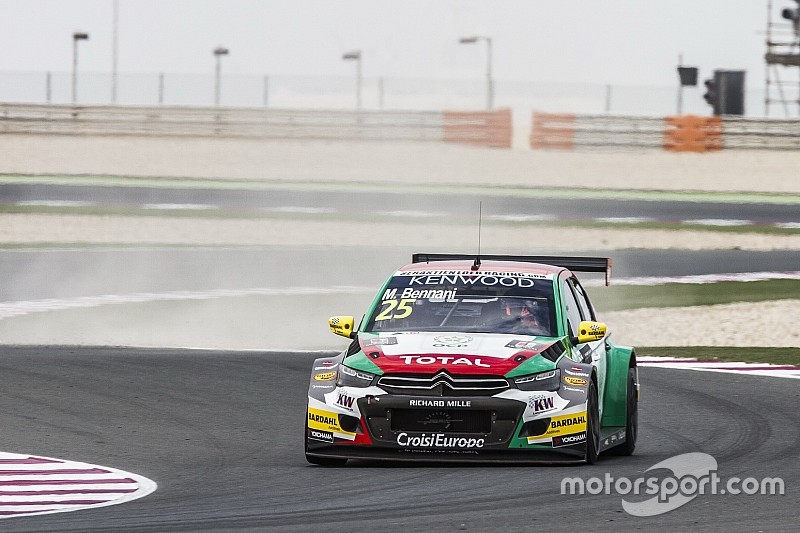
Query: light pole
[[111, 0, 118, 104], [71, 31, 89, 105], [342, 50, 362, 110], [213, 46, 229, 106], [459, 35, 493, 109]]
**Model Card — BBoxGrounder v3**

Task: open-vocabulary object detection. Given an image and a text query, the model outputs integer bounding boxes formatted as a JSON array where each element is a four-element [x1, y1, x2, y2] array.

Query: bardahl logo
[[564, 376, 588, 386], [313, 371, 337, 381], [551, 415, 586, 429], [308, 411, 338, 426]]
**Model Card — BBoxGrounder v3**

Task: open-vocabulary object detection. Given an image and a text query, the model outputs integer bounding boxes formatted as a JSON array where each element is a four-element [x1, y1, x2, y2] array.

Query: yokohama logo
[[553, 432, 587, 447]]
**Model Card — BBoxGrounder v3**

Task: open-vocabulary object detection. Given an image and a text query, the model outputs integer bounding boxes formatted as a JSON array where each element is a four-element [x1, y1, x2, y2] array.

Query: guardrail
[[3, 103, 797, 151], [530, 111, 800, 151], [0, 103, 513, 148]]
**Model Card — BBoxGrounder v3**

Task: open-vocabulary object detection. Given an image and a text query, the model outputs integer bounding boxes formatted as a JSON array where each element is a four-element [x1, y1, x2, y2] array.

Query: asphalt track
[[0, 346, 796, 532], [3, 182, 800, 226], [3, 246, 800, 302]]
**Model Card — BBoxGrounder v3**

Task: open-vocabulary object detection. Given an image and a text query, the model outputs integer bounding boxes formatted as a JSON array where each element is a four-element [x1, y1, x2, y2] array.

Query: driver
[[502, 299, 547, 334]]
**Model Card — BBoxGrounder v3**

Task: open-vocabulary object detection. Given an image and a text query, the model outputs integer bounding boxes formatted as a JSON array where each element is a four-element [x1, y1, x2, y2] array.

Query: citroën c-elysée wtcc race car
[[305, 254, 639, 465]]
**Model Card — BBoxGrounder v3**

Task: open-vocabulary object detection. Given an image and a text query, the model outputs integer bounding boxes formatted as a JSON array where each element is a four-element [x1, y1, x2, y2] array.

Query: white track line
[[582, 270, 800, 287], [0, 286, 374, 321], [639, 356, 800, 379], [142, 203, 219, 210]]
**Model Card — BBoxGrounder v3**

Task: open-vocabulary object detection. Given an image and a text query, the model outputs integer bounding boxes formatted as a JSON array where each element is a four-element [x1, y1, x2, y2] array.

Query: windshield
[[364, 270, 557, 336]]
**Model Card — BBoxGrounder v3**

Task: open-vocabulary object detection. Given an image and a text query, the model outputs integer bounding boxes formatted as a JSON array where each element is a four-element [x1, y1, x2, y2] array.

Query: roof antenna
[[471, 202, 482, 271]]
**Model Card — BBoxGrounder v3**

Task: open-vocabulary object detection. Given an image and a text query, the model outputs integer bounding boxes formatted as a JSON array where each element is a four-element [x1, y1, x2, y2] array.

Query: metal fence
[[1, 103, 798, 151], [530, 111, 800, 151], [0, 103, 513, 147]]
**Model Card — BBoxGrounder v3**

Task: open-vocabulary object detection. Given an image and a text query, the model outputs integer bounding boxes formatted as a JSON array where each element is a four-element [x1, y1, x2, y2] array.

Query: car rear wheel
[[607, 366, 638, 456], [585, 378, 600, 464]]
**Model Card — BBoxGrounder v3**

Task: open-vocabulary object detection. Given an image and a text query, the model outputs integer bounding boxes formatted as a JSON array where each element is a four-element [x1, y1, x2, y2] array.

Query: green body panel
[[503, 342, 560, 378], [601, 343, 635, 426], [358, 276, 395, 333], [343, 350, 384, 375]]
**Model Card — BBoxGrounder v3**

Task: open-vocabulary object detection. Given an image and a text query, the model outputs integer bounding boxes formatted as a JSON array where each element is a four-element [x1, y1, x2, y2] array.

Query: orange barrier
[[663, 115, 722, 152], [530, 112, 576, 150], [442, 108, 513, 148]]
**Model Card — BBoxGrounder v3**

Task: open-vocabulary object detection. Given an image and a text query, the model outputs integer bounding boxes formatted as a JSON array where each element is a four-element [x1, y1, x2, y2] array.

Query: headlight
[[336, 365, 378, 388], [514, 369, 561, 391]]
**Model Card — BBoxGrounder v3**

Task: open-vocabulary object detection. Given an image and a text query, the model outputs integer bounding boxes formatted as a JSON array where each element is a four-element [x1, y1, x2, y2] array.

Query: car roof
[[396, 260, 564, 276]]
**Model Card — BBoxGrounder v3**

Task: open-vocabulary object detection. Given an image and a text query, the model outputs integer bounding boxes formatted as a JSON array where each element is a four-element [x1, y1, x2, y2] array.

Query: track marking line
[[0, 286, 374, 320], [15, 201, 96, 208], [639, 356, 800, 379], [264, 206, 337, 214], [0, 452, 155, 519], [142, 203, 219, 210], [582, 270, 800, 287], [681, 218, 752, 226]]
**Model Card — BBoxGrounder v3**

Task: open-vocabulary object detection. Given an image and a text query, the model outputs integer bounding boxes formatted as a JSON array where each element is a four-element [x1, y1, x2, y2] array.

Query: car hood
[[357, 331, 560, 375]]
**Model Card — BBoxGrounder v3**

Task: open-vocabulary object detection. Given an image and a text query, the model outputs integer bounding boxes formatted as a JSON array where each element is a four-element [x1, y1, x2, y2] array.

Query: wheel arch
[[601, 344, 636, 427]]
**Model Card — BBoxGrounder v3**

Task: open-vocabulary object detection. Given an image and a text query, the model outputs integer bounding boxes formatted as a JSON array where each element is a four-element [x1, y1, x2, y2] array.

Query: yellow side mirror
[[575, 321, 607, 344], [329, 316, 356, 339]]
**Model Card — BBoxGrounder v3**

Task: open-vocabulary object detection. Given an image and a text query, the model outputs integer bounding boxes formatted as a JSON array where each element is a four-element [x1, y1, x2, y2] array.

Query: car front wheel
[[585, 378, 600, 464]]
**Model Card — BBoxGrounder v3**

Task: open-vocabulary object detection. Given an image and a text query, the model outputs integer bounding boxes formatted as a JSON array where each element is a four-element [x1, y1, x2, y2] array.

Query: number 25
[[375, 299, 416, 321]]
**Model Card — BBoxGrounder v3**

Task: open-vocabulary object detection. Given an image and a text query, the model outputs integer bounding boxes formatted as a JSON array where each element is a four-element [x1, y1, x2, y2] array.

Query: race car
[[305, 253, 638, 465]]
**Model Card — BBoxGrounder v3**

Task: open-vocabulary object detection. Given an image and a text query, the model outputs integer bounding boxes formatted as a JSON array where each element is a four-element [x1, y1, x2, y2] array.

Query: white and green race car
[[306, 254, 639, 465]]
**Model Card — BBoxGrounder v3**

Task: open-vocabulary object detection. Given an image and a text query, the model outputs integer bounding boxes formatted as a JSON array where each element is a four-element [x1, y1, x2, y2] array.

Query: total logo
[[432, 335, 473, 348], [401, 356, 489, 367], [396, 432, 485, 449]]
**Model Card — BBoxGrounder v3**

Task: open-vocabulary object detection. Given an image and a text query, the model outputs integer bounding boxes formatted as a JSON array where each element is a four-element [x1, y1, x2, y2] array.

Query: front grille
[[377, 372, 510, 397], [390, 409, 492, 434]]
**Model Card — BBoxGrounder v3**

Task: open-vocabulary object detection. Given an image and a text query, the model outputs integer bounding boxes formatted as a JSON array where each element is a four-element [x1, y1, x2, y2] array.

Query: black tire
[[585, 378, 600, 464], [607, 366, 638, 456]]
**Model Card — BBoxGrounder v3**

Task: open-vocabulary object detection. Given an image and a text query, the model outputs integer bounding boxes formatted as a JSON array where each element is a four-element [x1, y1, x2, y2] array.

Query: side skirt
[[598, 426, 626, 453]]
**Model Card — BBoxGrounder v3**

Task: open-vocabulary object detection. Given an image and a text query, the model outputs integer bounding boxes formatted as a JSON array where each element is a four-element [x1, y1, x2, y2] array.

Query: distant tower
[[765, 0, 800, 116]]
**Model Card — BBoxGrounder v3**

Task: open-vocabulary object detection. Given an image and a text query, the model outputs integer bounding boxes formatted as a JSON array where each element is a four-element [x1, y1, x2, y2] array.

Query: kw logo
[[531, 396, 554, 412], [336, 392, 355, 409]]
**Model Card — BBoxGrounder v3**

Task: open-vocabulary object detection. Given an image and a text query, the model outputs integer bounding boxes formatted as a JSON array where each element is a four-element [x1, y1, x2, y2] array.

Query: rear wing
[[411, 253, 612, 286]]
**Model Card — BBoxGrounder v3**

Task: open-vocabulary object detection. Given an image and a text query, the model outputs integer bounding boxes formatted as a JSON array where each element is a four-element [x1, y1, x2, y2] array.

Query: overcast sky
[[0, 0, 790, 87]]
